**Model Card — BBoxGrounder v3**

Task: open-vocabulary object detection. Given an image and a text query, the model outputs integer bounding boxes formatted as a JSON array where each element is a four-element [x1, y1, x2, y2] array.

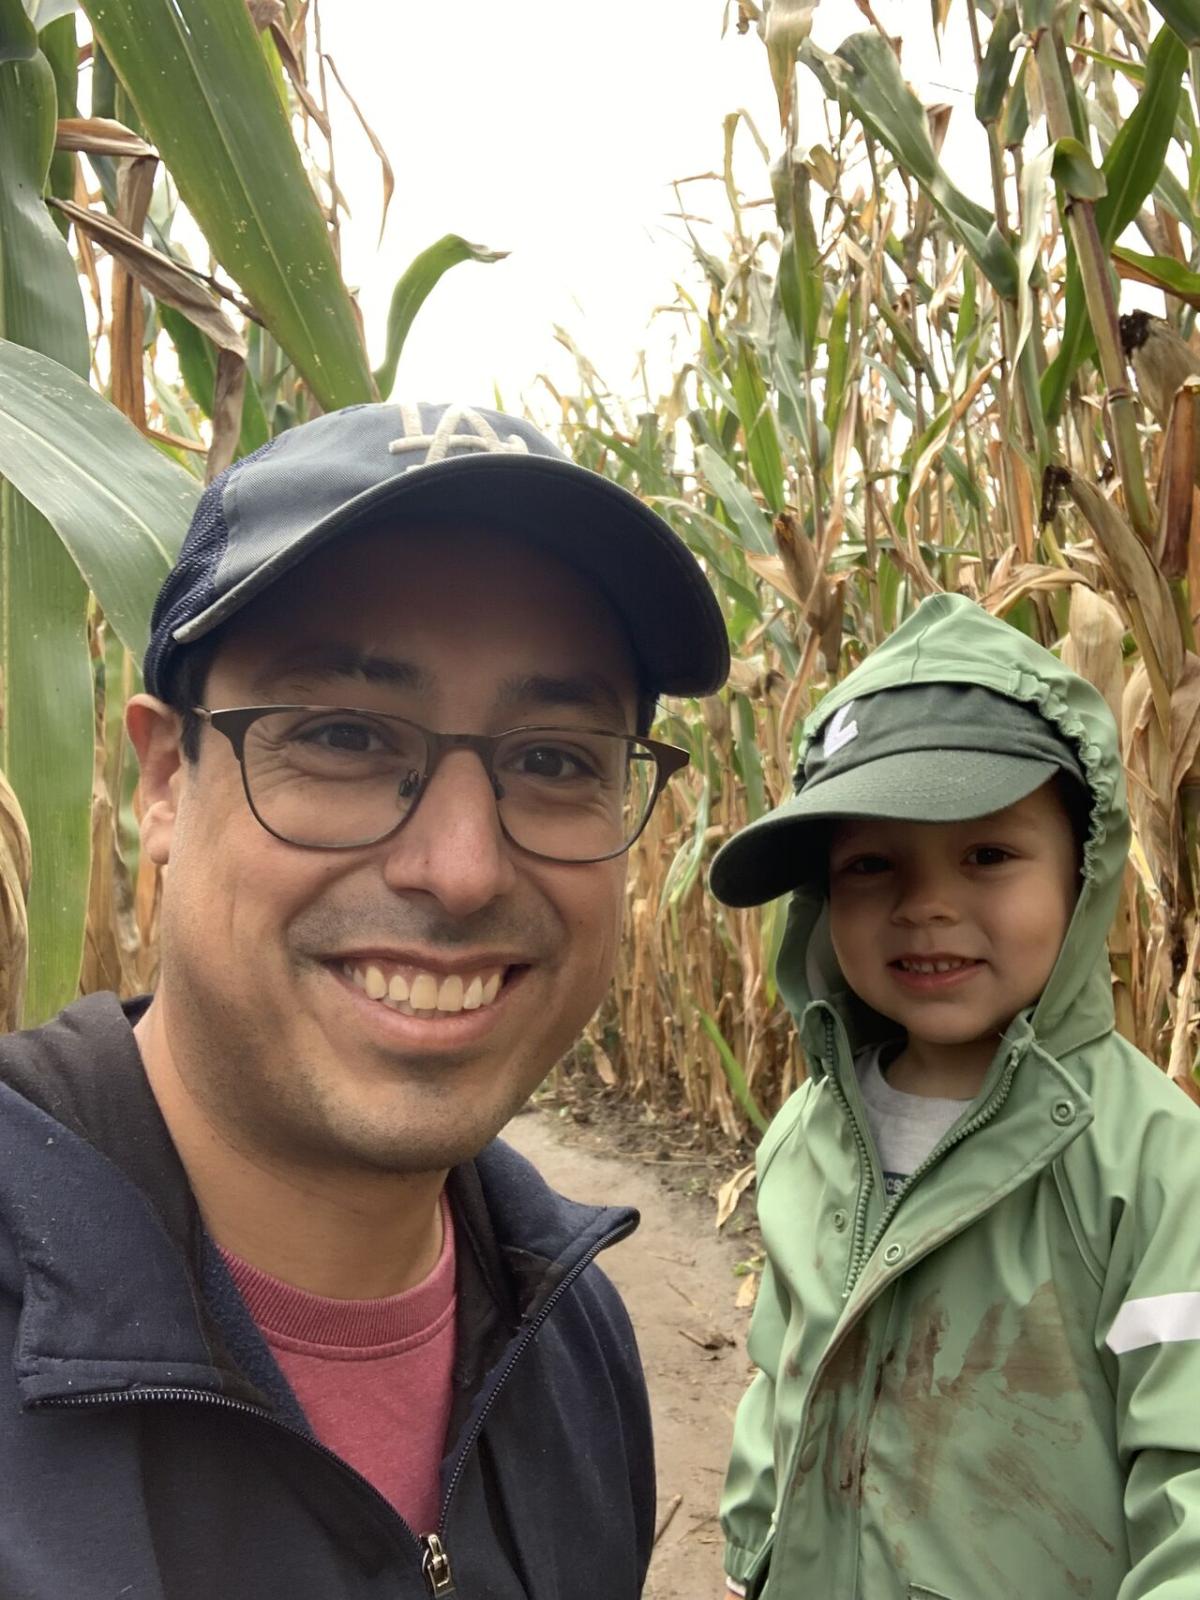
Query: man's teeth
[[898, 957, 973, 973], [345, 964, 504, 1015]]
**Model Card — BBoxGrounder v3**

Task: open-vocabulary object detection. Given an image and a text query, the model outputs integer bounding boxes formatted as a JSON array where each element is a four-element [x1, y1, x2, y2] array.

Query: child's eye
[[836, 853, 891, 876], [966, 845, 1014, 867]]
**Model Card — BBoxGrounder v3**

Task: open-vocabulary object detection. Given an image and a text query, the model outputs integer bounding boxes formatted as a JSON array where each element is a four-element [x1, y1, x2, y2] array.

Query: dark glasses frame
[[192, 704, 691, 864]]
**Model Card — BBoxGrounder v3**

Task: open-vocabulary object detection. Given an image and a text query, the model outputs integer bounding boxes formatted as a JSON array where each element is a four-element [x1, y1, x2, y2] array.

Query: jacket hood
[[776, 593, 1129, 1065]]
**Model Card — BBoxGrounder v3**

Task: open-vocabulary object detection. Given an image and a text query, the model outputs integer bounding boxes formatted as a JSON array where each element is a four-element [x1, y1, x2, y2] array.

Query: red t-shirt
[[221, 1197, 457, 1534]]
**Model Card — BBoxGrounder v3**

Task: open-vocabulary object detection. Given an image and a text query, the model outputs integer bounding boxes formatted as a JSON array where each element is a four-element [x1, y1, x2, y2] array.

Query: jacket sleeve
[[720, 1247, 788, 1592], [1097, 1097, 1200, 1600]]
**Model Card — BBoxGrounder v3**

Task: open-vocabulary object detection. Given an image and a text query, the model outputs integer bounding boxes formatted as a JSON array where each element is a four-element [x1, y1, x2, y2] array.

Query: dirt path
[[502, 1105, 755, 1599]]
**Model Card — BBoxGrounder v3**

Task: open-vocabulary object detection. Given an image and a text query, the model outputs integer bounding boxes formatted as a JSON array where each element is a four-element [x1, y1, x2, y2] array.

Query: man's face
[[136, 527, 638, 1175], [827, 781, 1080, 1053]]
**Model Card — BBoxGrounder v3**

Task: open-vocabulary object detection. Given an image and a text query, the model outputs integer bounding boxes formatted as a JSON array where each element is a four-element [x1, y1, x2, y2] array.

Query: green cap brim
[[708, 749, 1059, 908]]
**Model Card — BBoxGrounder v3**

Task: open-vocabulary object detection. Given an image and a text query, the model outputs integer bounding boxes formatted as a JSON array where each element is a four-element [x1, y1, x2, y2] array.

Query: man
[[0, 402, 728, 1598]]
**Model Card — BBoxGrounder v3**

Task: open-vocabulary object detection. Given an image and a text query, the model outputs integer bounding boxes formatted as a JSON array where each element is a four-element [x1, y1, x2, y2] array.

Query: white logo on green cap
[[824, 701, 859, 756]]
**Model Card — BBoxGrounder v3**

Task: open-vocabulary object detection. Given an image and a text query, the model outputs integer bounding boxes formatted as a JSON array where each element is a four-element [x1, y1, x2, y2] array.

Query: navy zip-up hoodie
[[0, 994, 655, 1598]]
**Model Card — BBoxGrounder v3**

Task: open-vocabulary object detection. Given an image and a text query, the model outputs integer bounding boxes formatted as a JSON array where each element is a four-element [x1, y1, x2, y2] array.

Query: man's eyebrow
[[251, 645, 431, 694], [495, 673, 631, 724]]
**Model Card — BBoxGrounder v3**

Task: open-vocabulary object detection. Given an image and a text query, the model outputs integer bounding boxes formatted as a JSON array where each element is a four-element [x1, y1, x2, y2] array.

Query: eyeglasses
[[193, 705, 690, 864]]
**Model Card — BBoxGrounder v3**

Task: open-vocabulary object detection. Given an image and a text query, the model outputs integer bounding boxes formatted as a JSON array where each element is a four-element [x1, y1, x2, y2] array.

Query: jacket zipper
[[821, 1013, 875, 1299], [42, 1383, 452, 1594], [845, 1043, 1023, 1294], [39, 1212, 634, 1598], [435, 1213, 637, 1524]]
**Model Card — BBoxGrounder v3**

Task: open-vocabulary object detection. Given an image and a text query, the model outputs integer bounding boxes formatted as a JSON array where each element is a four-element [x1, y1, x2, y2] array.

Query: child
[[708, 593, 1200, 1600]]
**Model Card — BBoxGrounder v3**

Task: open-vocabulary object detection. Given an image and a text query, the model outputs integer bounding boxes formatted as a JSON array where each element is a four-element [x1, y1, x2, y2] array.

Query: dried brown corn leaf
[[1166, 916, 1200, 1106], [1155, 377, 1200, 578], [0, 769, 32, 1034], [1059, 469, 1183, 717], [1062, 585, 1126, 729], [980, 562, 1086, 617]]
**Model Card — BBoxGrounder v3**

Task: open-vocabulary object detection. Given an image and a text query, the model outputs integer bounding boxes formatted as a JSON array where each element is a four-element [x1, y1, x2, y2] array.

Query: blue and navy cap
[[143, 401, 729, 699]]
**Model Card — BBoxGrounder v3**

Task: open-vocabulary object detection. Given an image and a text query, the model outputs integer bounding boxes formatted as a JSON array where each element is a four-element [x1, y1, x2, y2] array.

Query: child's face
[[827, 781, 1080, 1054]]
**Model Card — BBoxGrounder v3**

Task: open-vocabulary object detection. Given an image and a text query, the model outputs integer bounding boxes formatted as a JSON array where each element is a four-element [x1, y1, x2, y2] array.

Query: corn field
[[554, 0, 1200, 1141], [5, 0, 1200, 1154]]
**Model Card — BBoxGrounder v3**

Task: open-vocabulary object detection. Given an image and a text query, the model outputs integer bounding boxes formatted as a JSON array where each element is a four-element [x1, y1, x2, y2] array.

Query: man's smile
[[334, 955, 521, 1015]]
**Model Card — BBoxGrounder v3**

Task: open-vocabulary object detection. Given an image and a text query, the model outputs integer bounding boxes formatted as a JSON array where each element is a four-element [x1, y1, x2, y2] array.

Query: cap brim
[[709, 749, 1059, 907], [172, 453, 729, 698]]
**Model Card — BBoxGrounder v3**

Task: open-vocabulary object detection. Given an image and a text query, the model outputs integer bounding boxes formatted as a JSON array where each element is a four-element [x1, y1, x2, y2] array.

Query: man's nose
[[379, 749, 518, 915]]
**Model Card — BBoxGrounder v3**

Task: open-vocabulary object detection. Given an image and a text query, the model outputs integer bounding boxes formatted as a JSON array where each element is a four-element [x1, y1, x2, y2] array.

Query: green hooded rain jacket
[[721, 593, 1200, 1600]]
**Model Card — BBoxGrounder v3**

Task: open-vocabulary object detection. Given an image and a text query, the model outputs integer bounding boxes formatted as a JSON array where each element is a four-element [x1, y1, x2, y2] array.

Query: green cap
[[709, 683, 1085, 908]]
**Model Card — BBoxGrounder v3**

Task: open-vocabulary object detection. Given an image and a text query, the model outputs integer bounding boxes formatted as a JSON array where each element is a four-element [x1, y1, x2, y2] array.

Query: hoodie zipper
[[39, 1212, 635, 1597]]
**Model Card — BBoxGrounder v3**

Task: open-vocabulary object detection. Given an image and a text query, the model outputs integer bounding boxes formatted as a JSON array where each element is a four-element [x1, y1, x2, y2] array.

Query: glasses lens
[[242, 709, 428, 847], [492, 729, 658, 861]]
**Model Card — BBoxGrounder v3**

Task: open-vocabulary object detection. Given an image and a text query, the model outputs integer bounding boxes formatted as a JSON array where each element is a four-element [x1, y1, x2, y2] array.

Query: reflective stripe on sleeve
[[1106, 1292, 1200, 1354]]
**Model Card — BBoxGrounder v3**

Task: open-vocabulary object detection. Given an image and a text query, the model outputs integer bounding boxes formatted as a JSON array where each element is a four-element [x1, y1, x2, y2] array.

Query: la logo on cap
[[823, 702, 859, 756]]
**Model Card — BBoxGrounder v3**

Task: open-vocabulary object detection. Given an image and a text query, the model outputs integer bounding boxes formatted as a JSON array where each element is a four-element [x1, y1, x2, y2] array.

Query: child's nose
[[891, 868, 959, 925]]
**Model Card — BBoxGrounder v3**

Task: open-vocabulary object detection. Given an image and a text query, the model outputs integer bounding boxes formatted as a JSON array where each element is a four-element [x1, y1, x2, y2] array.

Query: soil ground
[[502, 1099, 759, 1599]]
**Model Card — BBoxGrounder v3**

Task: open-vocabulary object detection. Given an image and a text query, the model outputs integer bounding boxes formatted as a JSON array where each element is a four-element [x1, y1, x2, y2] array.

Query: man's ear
[[126, 695, 186, 867]]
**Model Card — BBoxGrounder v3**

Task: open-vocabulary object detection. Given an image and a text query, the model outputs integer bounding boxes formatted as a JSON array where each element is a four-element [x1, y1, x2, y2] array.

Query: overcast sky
[[316, 2, 993, 416]]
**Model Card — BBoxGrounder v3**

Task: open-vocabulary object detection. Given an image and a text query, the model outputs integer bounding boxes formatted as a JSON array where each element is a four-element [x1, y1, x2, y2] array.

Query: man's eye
[[512, 745, 592, 780], [297, 720, 384, 753]]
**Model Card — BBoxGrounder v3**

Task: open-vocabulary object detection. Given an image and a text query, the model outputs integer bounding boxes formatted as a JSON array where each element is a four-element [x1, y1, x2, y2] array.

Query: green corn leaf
[[1146, 0, 1200, 45], [1051, 136, 1108, 201], [697, 443, 776, 555], [1015, 143, 1055, 368], [1041, 24, 1187, 422], [38, 11, 76, 229], [998, 54, 1030, 148], [697, 1010, 769, 1133], [1112, 246, 1200, 310], [975, 2, 1020, 126], [0, 340, 199, 657], [80, 0, 375, 411], [734, 694, 766, 823], [810, 31, 1018, 298], [954, 258, 978, 354], [373, 234, 507, 400], [0, 0, 93, 1024], [732, 343, 787, 514], [774, 157, 822, 371], [824, 287, 852, 433], [159, 304, 269, 459]]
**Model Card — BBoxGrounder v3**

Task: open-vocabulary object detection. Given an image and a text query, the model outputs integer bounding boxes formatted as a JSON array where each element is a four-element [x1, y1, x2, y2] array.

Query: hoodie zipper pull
[[420, 1533, 456, 1595]]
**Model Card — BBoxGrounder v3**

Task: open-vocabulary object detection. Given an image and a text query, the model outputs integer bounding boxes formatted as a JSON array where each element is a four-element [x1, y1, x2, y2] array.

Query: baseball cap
[[709, 683, 1086, 908], [143, 401, 729, 700]]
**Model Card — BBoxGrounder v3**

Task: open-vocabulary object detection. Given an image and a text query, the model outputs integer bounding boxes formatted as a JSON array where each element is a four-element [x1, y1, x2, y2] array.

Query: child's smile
[[828, 780, 1081, 1095]]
